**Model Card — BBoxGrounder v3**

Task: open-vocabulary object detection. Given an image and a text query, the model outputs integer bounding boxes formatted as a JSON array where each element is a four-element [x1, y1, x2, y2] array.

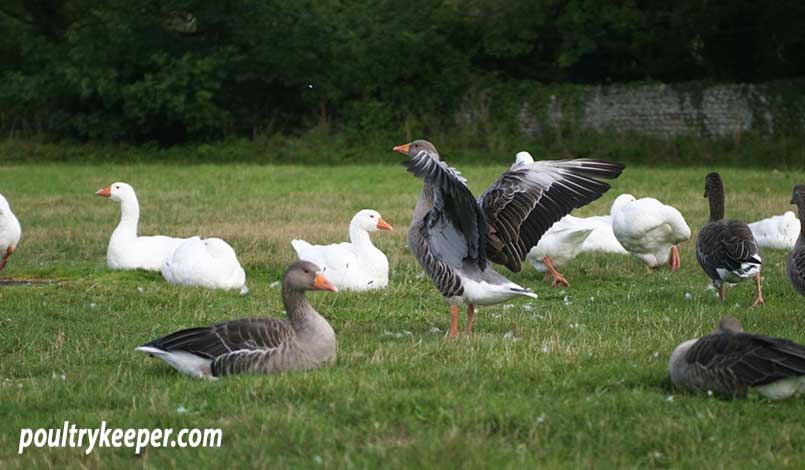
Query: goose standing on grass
[[579, 195, 632, 255], [670, 316, 805, 399], [526, 215, 595, 287], [96, 182, 187, 271], [161, 237, 248, 293], [393, 141, 623, 337], [612, 194, 691, 271], [787, 184, 805, 297], [695, 173, 763, 306], [137, 261, 337, 379], [749, 211, 800, 250], [291, 209, 392, 291], [0, 194, 21, 272]]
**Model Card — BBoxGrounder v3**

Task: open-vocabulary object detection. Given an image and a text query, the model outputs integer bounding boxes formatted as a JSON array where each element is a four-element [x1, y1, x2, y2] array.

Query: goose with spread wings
[[670, 316, 805, 399], [393, 140, 624, 337]]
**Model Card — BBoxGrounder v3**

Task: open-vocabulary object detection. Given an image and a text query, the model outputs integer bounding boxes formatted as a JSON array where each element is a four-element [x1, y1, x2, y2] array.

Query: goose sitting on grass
[[612, 194, 691, 271], [96, 182, 187, 271], [393, 141, 623, 337], [670, 316, 805, 400], [749, 211, 800, 250], [292, 209, 392, 291], [137, 261, 337, 379], [161, 236, 248, 293], [695, 172, 763, 306], [0, 193, 21, 272], [787, 184, 805, 297]]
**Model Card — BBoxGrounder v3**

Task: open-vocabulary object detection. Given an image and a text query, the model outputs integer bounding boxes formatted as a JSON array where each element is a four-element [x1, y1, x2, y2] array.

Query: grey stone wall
[[515, 81, 804, 138]]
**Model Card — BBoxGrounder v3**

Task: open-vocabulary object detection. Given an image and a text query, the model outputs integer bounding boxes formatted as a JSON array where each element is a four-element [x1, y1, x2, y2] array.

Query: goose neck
[[282, 285, 316, 331], [707, 185, 725, 222]]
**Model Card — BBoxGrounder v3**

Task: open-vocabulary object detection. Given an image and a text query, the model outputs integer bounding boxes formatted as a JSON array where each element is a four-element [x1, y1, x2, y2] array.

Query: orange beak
[[96, 187, 112, 197], [376, 217, 393, 231], [392, 143, 410, 155], [313, 273, 337, 292]]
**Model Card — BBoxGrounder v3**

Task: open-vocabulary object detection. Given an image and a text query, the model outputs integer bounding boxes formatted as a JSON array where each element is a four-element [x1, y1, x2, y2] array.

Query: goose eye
[[369, 215, 374, 218], [115, 185, 120, 189]]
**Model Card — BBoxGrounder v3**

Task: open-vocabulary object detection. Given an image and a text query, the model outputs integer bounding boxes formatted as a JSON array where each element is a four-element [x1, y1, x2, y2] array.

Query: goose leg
[[669, 245, 680, 271], [0, 247, 11, 271], [465, 304, 475, 336], [751, 273, 765, 307], [543, 256, 569, 288], [448, 305, 459, 338], [718, 287, 726, 302]]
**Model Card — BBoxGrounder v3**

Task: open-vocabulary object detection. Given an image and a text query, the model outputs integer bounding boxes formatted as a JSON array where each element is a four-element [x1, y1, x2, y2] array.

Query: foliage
[[0, 1, 804, 143]]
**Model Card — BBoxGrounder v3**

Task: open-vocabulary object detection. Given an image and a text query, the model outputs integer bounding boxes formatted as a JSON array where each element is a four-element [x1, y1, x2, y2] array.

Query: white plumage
[[292, 209, 391, 291], [161, 236, 247, 292], [748, 211, 800, 250], [612, 194, 691, 269], [97, 182, 187, 271], [527, 215, 595, 272], [0, 193, 22, 272]]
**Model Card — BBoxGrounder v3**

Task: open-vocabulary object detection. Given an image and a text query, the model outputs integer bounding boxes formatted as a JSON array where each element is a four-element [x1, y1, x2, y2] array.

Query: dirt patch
[[0, 279, 58, 287]]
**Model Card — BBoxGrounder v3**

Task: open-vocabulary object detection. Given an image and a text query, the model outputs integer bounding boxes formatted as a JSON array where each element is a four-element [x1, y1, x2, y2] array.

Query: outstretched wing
[[479, 159, 624, 272], [403, 149, 487, 270], [687, 331, 805, 387]]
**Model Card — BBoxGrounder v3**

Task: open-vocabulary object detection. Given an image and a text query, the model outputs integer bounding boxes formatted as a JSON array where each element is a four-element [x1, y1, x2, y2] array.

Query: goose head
[[203, 238, 237, 260], [351, 209, 392, 232], [703, 172, 723, 199], [514, 151, 535, 166], [96, 182, 136, 203], [284, 260, 337, 292], [715, 315, 743, 334], [610, 194, 636, 216], [393, 140, 440, 161], [0, 193, 11, 215]]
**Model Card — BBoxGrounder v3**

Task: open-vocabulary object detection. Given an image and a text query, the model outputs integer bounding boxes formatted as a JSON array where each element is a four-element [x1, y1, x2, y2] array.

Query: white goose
[[612, 194, 691, 271], [291, 209, 392, 291], [161, 237, 248, 293], [0, 193, 21, 272], [96, 182, 187, 271], [749, 211, 800, 250]]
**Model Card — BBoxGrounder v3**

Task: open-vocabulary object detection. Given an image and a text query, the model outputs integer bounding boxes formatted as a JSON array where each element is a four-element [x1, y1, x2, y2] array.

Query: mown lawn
[[1, 161, 804, 468]]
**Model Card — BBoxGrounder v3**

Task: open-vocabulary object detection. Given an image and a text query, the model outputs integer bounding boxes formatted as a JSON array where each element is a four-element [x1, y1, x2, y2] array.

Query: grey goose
[[787, 184, 805, 297], [695, 172, 763, 306], [136, 261, 338, 378], [392, 140, 624, 337], [670, 316, 805, 399]]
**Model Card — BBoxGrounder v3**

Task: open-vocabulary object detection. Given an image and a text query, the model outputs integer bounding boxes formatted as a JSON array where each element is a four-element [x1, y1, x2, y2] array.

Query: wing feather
[[479, 159, 624, 272]]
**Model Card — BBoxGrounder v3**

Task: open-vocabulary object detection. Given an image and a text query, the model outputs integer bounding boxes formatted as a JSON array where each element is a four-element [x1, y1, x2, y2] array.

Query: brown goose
[[136, 261, 337, 378], [392, 140, 624, 337], [787, 184, 805, 297], [696, 172, 763, 306], [669, 316, 805, 399]]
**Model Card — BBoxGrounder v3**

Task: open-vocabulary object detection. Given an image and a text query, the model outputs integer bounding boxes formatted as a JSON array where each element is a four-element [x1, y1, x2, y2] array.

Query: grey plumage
[[695, 172, 763, 305], [787, 184, 805, 297], [669, 316, 805, 399], [137, 261, 337, 378], [395, 140, 623, 326]]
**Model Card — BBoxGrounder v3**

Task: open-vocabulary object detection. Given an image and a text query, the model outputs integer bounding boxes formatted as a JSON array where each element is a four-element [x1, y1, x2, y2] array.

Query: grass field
[[1, 160, 804, 468]]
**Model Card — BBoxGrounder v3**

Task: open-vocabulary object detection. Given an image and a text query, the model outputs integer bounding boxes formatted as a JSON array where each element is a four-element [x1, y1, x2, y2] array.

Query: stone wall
[[514, 80, 805, 138]]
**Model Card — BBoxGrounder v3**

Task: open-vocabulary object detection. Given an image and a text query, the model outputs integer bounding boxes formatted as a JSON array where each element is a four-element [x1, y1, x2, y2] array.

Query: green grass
[[1, 161, 804, 468]]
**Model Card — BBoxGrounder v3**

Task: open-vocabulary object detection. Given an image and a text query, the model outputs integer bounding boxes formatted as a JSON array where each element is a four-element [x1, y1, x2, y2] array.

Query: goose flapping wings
[[394, 140, 624, 337]]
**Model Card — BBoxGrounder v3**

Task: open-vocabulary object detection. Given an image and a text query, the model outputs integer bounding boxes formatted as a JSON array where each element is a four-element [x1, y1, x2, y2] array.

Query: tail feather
[[291, 239, 312, 257]]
